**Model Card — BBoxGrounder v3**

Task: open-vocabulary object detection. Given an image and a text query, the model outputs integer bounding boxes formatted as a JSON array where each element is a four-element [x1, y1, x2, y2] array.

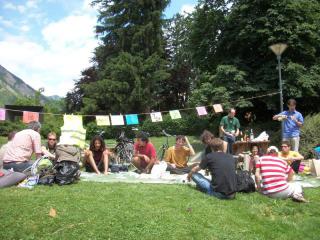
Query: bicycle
[[113, 130, 134, 165], [157, 130, 174, 161]]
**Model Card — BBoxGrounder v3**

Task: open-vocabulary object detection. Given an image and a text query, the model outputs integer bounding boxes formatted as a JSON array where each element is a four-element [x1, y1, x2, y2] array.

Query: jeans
[[3, 161, 33, 173], [223, 134, 235, 154], [191, 173, 235, 200], [283, 137, 300, 152]]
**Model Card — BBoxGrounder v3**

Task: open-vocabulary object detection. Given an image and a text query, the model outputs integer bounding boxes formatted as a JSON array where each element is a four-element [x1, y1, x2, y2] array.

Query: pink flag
[[23, 111, 39, 123], [196, 107, 207, 116], [0, 108, 5, 121]]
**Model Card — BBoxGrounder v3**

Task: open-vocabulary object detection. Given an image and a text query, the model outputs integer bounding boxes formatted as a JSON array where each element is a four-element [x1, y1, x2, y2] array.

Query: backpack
[[236, 170, 256, 193], [55, 161, 80, 185]]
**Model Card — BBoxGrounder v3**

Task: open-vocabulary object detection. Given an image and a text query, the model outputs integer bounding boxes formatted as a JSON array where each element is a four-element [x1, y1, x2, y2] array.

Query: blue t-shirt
[[279, 110, 304, 138]]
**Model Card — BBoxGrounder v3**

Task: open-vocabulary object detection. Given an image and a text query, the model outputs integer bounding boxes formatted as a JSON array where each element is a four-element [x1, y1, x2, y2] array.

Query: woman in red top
[[84, 135, 110, 175]]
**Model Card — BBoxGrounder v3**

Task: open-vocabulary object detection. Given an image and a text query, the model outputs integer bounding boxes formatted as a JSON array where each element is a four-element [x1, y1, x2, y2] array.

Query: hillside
[[0, 65, 47, 106]]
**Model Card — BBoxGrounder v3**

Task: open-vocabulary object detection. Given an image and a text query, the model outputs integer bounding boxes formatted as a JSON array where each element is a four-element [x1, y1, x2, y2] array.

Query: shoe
[[293, 195, 309, 203]]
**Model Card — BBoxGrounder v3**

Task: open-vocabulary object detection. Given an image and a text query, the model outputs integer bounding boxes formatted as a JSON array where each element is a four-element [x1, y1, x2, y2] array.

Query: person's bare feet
[[96, 171, 101, 175], [103, 171, 109, 175]]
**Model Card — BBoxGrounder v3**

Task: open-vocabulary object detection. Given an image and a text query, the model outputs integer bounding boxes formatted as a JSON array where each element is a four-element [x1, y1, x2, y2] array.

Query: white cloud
[[0, 18, 14, 28], [180, 4, 195, 15], [3, 2, 17, 10], [3, 0, 38, 13], [0, 1, 98, 97], [21, 25, 31, 32]]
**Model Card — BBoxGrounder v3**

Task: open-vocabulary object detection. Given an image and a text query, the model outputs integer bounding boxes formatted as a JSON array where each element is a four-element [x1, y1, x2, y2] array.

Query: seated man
[[278, 141, 304, 174], [3, 121, 42, 172], [187, 138, 237, 200], [165, 135, 195, 174], [84, 135, 110, 175], [41, 132, 57, 160], [255, 146, 307, 202], [0, 131, 16, 169], [200, 130, 227, 154], [132, 132, 156, 174]]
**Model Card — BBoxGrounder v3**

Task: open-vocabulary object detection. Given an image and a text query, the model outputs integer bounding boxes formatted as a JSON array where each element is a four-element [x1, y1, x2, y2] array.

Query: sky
[[0, 0, 197, 97]]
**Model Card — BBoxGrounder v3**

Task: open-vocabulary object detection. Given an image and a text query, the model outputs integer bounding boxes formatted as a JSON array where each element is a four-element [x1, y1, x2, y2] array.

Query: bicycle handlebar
[[162, 130, 172, 137]]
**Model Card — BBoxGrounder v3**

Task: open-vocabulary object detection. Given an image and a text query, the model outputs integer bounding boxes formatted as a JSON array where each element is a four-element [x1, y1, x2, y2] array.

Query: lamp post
[[269, 43, 288, 137]]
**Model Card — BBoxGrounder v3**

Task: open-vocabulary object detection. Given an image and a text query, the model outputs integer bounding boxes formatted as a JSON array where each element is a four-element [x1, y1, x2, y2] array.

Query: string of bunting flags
[[0, 91, 280, 125]]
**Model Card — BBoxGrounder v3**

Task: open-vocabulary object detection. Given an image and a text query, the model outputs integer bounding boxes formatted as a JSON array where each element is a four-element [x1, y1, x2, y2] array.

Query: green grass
[[0, 182, 319, 240]]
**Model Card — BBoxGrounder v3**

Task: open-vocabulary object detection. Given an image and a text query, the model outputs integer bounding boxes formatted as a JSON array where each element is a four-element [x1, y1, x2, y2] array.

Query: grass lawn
[[0, 182, 320, 240]]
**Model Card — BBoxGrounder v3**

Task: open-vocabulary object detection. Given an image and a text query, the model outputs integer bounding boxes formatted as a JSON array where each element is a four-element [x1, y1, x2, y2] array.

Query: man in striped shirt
[[255, 146, 307, 202]]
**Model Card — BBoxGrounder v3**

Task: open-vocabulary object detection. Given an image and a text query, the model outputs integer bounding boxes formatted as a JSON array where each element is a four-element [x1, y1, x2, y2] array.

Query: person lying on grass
[[164, 135, 196, 175], [84, 135, 110, 175], [255, 146, 307, 203], [132, 131, 157, 174], [187, 138, 237, 200]]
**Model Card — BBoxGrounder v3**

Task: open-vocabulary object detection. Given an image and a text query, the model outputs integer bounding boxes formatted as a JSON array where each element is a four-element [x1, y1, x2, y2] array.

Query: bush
[[300, 113, 320, 158], [0, 121, 25, 137], [40, 115, 64, 139]]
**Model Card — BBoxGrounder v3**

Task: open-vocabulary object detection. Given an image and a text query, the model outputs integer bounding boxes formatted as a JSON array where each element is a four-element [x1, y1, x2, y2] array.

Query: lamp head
[[269, 43, 288, 56]]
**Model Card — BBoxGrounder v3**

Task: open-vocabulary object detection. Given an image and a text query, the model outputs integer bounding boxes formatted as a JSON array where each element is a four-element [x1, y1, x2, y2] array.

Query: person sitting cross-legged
[[84, 135, 110, 175], [278, 141, 304, 174], [187, 138, 237, 200], [3, 121, 42, 173], [165, 135, 195, 175], [132, 132, 157, 174], [255, 146, 307, 202], [41, 132, 57, 161]]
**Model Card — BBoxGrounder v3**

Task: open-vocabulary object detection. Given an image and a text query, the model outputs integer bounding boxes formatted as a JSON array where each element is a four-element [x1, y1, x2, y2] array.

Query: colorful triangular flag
[[125, 114, 139, 125], [96, 115, 110, 126], [196, 106, 207, 116], [150, 112, 163, 122], [169, 110, 181, 119]]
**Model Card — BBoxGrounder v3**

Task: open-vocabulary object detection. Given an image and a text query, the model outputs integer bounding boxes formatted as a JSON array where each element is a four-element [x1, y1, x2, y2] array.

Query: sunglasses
[[48, 138, 56, 141]]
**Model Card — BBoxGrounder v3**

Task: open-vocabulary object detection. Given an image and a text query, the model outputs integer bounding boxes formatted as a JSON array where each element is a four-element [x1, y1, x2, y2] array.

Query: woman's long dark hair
[[89, 135, 106, 152]]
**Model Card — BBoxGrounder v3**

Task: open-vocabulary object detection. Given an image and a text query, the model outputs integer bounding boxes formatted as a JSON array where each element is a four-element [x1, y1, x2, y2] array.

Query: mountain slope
[[0, 64, 47, 106]]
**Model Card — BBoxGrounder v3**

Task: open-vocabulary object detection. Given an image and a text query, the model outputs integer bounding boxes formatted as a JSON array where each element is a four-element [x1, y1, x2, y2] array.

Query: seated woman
[[249, 144, 261, 173], [84, 135, 110, 175]]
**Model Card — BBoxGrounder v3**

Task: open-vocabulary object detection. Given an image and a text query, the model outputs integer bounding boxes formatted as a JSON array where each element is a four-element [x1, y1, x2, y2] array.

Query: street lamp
[[269, 43, 288, 137]]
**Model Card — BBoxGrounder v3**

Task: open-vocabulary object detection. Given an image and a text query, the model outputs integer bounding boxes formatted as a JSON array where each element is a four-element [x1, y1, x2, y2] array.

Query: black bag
[[236, 170, 256, 193], [38, 174, 55, 186], [55, 161, 80, 185]]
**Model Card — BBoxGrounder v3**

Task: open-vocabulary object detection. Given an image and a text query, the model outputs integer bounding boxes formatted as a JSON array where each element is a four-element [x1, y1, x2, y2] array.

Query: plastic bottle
[[250, 129, 254, 141]]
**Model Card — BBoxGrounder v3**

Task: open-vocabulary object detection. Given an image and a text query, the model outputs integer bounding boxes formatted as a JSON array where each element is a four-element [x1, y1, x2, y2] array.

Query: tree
[[188, 0, 320, 113], [75, 0, 170, 114]]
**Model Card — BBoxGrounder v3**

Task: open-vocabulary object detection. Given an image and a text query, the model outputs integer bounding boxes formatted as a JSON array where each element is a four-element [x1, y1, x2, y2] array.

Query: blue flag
[[125, 114, 139, 125]]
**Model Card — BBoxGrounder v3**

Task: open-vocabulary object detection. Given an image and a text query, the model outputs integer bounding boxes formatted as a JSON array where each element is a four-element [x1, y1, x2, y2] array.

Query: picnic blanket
[[81, 171, 320, 188], [80, 171, 190, 184]]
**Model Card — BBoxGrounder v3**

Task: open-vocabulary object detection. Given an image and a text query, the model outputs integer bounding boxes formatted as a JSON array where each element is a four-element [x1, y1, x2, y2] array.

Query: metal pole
[[277, 55, 284, 138]]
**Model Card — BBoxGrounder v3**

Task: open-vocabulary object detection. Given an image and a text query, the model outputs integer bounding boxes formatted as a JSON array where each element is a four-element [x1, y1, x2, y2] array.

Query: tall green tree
[[76, 0, 170, 114], [188, 0, 320, 113]]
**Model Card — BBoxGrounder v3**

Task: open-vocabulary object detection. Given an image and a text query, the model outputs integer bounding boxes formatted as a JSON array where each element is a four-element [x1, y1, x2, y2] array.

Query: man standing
[[255, 147, 307, 202], [278, 141, 304, 174], [132, 132, 157, 174], [3, 121, 42, 172], [273, 99, 304, 151], [187, 138, 237, 200], [220, 108, 240, 154], [165, 135, 195, 174]]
